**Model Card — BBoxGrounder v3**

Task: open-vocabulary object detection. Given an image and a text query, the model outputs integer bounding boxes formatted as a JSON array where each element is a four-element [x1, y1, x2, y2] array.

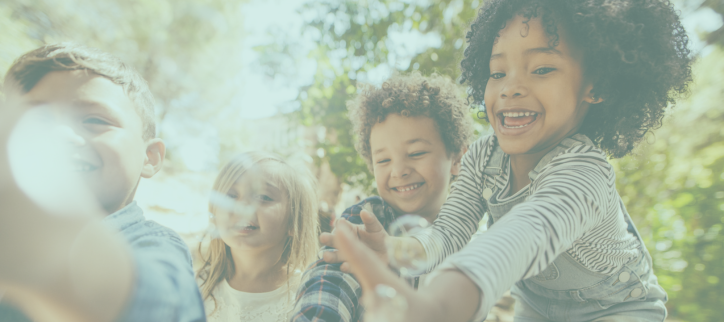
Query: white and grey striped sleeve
[[413, 136, 489, 272], [436, 147, 613, 321]]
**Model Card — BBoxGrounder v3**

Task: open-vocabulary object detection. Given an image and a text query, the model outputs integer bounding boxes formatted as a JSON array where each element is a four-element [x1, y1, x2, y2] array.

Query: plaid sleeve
[[290, 196, 396, 322], [290, 259, 362, 322]]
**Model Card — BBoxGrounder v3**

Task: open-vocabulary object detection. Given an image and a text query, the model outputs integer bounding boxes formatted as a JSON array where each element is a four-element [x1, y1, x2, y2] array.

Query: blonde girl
[[197, 151, 319, 322]]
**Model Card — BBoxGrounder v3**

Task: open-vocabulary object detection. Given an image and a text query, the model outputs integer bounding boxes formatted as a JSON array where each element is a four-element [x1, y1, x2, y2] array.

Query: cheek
[[260, 204, 290, 229], [373, 167, 389, 192]]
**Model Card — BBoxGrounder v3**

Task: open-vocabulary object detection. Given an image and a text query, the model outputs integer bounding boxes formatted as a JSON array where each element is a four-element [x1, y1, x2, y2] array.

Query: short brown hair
[[3, 43, 157, 139], [348, 72, 475, 170]]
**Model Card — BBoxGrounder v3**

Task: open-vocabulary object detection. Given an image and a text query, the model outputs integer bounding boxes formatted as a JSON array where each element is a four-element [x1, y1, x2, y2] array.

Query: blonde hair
[[196, 151, 319, 311]]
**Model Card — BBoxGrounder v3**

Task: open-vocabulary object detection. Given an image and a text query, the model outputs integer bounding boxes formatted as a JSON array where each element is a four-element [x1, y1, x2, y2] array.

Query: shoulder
[[534, 141, 614, 191]]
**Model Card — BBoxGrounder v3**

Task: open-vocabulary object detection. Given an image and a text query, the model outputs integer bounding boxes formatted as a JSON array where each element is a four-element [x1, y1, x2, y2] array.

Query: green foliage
[[612, 49, 724, 321], [0, 0, 249, 136], [262, 0, 485, 194]]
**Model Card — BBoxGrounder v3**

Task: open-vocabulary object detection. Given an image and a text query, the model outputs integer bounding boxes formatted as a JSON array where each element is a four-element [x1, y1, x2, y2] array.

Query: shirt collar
[[528, 133, 594, 182], [102, 201, 145, 232]]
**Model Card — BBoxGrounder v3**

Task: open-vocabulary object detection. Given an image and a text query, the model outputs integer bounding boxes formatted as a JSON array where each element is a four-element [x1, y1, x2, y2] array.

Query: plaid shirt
[[290, 196, 409, 322]]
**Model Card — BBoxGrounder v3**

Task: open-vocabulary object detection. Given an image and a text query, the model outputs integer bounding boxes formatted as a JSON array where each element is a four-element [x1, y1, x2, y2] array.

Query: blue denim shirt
[[105, 201, 206, 322], [0, 201, 206, 322]]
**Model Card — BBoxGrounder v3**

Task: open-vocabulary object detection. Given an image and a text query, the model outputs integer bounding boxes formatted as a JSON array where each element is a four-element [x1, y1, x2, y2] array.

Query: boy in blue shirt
[[290, 73, 475, 322], [0, 43, 205, 322]]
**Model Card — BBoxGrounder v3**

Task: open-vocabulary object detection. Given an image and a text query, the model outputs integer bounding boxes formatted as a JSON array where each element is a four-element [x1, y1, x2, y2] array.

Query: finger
[[336, 222, 399, 291], [340, 262, 351, 274], [319, 232, 335, 248], [322, 249, 346, 263], [360, 210, 385, 234]]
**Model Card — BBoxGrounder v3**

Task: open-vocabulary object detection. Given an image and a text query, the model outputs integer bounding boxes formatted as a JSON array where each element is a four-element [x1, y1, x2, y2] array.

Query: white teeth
[[502, 123, 532, 129], [396, 183, 421, 192], [502, 112, 537, 117]]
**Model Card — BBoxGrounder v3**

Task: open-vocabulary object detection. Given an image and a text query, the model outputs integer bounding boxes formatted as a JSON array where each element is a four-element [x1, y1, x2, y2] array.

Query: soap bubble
[[7, 106, 97, 216], [386, 214, 429, 276], [363, 284, 408, 322]]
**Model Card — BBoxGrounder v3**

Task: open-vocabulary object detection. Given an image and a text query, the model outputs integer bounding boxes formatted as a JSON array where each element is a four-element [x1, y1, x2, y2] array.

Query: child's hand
[[334, 220, 447, 322], [0, 99, 25, 192], [319, 209, 389, 272]]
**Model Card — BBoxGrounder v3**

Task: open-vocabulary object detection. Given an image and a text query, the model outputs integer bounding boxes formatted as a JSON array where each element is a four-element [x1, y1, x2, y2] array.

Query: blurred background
[[0, 0, 722, 320]]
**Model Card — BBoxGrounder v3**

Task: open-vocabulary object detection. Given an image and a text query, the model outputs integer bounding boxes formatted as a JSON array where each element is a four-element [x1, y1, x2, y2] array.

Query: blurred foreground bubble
[[363, 284, 408, 322], [386, 214, 429, 276], [7, 106, 93, 215]]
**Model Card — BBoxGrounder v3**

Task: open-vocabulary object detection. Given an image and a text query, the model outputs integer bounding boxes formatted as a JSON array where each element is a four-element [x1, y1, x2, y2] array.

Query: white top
[[204, 276, 300, 322], [414, 134, 640, 321]]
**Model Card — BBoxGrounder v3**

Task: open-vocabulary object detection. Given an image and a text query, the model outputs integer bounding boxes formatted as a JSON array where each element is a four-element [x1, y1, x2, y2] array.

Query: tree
[[611, 49, 724, 321], [259, 0, 487, 208]]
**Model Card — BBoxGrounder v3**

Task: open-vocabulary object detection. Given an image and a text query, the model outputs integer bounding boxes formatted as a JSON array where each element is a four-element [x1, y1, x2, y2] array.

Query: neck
[[227, 241, 289, 293], [508, 147, 553, 195]]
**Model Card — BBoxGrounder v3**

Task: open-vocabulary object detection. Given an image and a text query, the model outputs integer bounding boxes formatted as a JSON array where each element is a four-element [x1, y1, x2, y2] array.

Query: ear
[[583, 84, 604, 105], [141, 138, 165, 179], [450, 147, 467, 176]]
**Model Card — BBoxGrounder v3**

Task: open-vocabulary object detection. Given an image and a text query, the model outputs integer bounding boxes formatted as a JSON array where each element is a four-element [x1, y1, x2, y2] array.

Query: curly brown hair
[[348, 73, 475, 170], [460, 0, 693, 158]]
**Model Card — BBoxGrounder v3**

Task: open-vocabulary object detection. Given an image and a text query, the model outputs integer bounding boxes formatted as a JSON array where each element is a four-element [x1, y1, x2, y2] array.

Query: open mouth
[[392, 182, 424, 192], [232, 222, 259, 231], [499, 111, 539, 129]]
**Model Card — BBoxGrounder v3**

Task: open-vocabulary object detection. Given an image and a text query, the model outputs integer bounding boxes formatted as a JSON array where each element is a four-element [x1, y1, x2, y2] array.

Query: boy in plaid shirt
[[290, 73, 474, 322]]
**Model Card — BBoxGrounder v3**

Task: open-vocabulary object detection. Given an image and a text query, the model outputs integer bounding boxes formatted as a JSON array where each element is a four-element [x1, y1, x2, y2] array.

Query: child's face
[[485, 15, 595, 156], [370, 114, 461, 221], [19, 70, 162, 214], [214, 163, 291, 252]]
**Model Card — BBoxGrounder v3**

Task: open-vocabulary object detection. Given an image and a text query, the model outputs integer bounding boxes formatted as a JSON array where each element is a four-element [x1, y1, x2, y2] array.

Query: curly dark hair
[[348, 72, 475, 170], [460, 0, 693, 158]]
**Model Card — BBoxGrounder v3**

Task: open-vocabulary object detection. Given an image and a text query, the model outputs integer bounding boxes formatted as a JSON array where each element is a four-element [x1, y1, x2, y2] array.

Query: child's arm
[[418, 149, 612, 320], [412, 137, 488, 271], [334, 219, 480, 322], [290, 260, 360, 322], [0, 105, 133, 322], [321, 137, 490, 273], [335, 147, 613, 321]]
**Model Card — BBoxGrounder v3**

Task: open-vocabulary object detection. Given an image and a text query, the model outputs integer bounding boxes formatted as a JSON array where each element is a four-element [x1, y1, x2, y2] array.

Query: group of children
[[0, 0, 693, 321]]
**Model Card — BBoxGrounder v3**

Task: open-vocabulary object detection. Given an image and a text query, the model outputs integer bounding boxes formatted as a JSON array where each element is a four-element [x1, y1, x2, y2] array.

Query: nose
[[390, 160, 411, 179], [500, 73, 528, 99], [231, 198, 257, 219]]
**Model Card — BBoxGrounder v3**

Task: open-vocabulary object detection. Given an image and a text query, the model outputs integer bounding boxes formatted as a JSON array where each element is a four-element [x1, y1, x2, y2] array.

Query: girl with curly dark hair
[[322, 0, 693, 321]]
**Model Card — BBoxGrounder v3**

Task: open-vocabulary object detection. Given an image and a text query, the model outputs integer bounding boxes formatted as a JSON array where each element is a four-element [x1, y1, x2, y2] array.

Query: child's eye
[[376, 159, 390, 164], [533, 67, 556, 75], [409, 152, 427, 158], [490, 72, 505, 79], [83, 117, 111, 125], [226, 192, 239, 200], [254, 194, 274, 202]]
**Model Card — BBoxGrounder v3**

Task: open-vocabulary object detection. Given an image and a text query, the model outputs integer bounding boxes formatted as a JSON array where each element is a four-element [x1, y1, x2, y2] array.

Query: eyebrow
[[490, 47, 563, 61], [372, 138, 432, 155]]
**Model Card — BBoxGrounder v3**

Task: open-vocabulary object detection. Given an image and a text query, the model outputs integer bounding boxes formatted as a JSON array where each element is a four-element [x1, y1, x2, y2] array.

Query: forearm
[[0, 188, 133, 322], [423, 269, 480, 322]]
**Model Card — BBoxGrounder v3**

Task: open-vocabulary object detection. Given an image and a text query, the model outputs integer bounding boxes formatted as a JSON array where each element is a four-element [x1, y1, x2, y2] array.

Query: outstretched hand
[[333, 220, 426, 322], [319, 209, 389, 272]]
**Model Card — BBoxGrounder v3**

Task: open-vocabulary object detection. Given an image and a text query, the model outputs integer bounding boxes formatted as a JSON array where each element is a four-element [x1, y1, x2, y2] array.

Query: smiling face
[[19, 70, 161, 214], [485, 15, 596, 156], [370, 114, 462, 222], [214, 162, 291, 252]]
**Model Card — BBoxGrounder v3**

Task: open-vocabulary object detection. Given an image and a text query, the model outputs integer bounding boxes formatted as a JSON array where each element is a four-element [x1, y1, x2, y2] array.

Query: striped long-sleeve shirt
[[414, 134, 640, 321]]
